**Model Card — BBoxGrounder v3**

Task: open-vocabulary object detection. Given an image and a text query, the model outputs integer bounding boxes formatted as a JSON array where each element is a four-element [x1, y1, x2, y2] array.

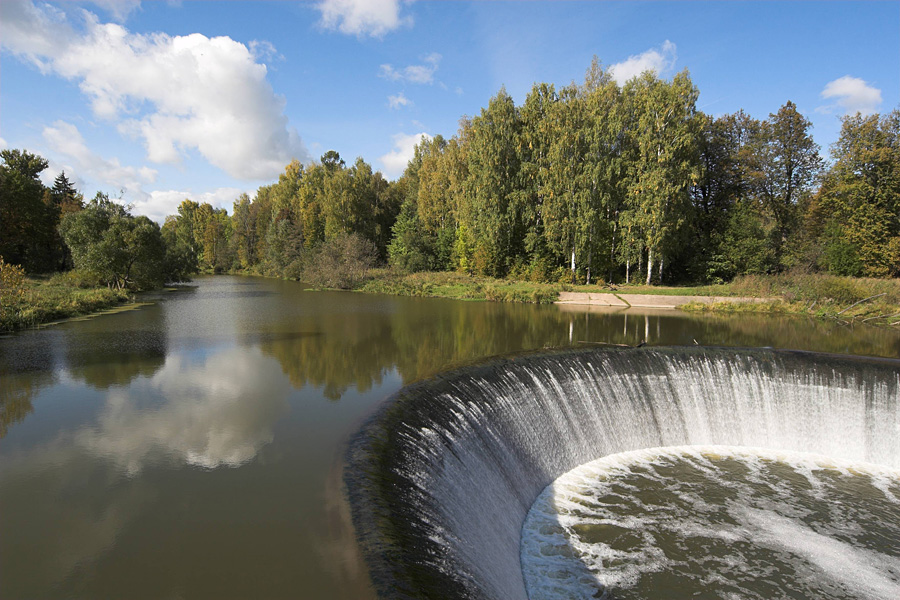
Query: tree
[[0, 149, 58, 272], [746, 101, 822, 270], [59, 193, 167, 290], [622, 70, 701, 284], [303, 232, 377, 289], [693, 110, 769, 281], [543, 84, 590, 284], [462, 88, 523, 276], [814, 110, 900, 276], [388, 198, 435, 272], [232, 193, 258, 269]]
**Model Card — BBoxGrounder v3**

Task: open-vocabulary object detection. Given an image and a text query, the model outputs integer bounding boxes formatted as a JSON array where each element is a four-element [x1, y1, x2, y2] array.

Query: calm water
[[2, 275, 899, 599]]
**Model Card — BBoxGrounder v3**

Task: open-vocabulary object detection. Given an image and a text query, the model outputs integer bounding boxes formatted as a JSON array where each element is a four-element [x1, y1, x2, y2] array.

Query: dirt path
[[556, 291, 775, 309]]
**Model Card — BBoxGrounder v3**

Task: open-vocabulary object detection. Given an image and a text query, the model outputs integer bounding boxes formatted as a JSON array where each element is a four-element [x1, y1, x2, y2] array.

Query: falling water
[[345, 347, 900, 600]]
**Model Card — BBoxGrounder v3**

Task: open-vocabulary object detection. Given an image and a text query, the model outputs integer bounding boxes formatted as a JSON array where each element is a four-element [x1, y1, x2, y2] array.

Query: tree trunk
[[571, 243, 576, 285], [609, 220, 617, 283], [625, 259, 630, 284], [586, 224, 593, 285], [646, 248, 654, 286]]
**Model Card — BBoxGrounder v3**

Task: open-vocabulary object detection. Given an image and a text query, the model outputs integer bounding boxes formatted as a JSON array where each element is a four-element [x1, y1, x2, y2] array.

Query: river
[[1, 275, 898, 599]]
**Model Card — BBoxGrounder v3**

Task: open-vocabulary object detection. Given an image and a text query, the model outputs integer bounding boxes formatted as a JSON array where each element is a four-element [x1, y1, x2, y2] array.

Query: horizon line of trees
[[2, 59, 898, 289], [0, 149, 192, 290]]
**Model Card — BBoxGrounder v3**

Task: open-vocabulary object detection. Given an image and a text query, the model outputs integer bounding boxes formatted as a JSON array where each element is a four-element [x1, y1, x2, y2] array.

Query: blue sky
[[1, 0, 897, 223]]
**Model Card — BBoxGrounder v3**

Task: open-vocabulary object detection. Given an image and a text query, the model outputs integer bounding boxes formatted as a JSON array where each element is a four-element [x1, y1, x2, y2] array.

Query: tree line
[[0, 149, 192, 290], [184, 60, 898, 286], [2, 59, 898, 290]]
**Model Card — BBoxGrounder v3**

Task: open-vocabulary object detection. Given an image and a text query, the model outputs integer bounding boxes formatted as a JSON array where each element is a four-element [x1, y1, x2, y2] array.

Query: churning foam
[[347, 348, 900, 600], [521, 445, 900, 600]]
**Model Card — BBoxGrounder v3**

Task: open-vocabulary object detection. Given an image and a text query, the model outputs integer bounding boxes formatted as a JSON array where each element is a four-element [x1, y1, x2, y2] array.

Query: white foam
[[522, 445, 900, 600], [736, 506, 900, 600]]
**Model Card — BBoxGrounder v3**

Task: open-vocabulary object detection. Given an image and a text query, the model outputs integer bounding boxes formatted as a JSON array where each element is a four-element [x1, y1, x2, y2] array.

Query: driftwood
[[862, 311, 900, 323], [836, 293, 887, 316]]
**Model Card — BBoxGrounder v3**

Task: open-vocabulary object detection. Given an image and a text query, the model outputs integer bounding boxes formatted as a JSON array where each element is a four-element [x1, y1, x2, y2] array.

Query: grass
[[679, 273, 900, 325], [356, 269, 568, 304], [353, 268, 900, 327], [0, 272, 133, 333]]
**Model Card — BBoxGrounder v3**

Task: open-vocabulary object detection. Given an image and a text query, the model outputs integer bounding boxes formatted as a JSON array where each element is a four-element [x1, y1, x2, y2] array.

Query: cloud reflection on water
[[76, 346, 291, 473]]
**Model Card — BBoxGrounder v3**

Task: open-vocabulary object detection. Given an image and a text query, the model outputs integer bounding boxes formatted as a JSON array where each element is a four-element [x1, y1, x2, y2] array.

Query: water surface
[[2, 275, 899, 598]]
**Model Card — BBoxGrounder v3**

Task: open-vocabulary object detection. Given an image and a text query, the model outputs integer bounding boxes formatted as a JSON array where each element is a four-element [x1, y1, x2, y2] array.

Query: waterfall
[[345, 347, 900, 600]]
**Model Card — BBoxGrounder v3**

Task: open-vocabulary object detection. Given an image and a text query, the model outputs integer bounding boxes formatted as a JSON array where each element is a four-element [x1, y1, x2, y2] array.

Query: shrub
[[0, 258, 26, 326], [303, 233, 378, 289]]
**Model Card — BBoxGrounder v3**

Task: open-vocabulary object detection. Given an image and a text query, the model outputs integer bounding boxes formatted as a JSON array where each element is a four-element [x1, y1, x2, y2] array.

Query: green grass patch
[[1, 273, 133, 333], [356, 269, 567, 304]]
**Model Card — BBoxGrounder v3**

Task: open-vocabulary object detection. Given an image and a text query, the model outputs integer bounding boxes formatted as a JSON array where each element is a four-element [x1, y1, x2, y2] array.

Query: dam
[[346, 346, 900, 599]]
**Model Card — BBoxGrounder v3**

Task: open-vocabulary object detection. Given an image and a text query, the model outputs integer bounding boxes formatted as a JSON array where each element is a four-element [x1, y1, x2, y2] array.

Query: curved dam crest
[[345, 347, 900, 600]]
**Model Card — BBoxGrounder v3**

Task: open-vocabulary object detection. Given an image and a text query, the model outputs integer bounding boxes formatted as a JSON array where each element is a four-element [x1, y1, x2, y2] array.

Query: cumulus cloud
[[143, 187, 249, 224], [379, 53, 441, 84], [609, 40, 677, 86], [379, 131, 430, 179], [819, 76, 883, 116], [0, 0, 308, 180], [43, 120, 157, 202], [388, 92, 411, 109], [317, 0, 411, 38], [76, 348, 291, 474]]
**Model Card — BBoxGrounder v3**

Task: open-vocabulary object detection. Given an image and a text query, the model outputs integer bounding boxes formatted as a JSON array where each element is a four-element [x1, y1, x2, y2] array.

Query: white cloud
[[379, 53, 441, 84], [43, 120, 157, 203], [0, 137, 7, 150], [1, 0, 308, 180], [42, 120, 248, 223], [87, 0, 142, 23], [144, 187, 249, 224], [317, 0, 411, 38], [379, 131, 430, 179], [609, 40, 677, 86], [388, 92, 411, 109], [820, 76, 882, 116]]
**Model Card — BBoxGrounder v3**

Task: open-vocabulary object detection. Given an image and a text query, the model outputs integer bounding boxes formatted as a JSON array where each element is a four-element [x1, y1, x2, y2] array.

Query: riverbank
[[351, 269, 900, 326], [0, 273, 133, 333]]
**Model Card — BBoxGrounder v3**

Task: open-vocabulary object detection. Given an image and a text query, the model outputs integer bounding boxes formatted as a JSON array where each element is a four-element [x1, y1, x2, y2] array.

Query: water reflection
[[0, 346, 292, 597], [0, 371, 50, 436], [1, 276, 899, 599], [76, 347, 290, 473]]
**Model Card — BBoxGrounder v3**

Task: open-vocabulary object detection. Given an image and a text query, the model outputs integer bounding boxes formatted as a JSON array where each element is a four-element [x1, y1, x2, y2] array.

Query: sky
[[1, 0, 898, 223]]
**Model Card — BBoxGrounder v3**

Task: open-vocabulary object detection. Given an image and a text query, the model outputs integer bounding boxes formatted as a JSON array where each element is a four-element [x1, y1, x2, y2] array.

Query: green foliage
[[820, 221, 863, 277], [59, 193, 168, 290], [0, 149, 67, 272], [302, 232, 378, 289], [744, 101, 823, 270], [706, 199, 775, 280], [388, 200, 436, 273], [0, 258, 27, 328], [813, 110, 900, 277]]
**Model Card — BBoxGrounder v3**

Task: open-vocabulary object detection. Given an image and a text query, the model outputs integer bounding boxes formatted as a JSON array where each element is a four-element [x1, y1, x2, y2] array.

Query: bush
[[0, 258, 26, 327], [47, 269, 102, 289], [303, 233, 378, 289]]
